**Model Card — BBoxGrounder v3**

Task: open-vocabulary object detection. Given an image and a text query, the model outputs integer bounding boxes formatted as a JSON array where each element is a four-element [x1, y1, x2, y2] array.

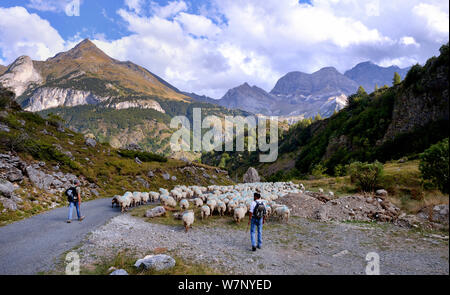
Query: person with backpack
[[66, 180, 85, 223], [248, 192, 266, 251]]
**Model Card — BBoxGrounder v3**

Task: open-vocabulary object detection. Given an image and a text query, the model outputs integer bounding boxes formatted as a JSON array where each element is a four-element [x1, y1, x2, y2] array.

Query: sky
[[0, 0, 448, 98]]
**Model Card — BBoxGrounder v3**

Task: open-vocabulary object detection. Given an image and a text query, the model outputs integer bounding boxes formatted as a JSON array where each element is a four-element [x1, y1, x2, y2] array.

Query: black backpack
[[253, 201, 266, 219], [65, 187, 78, 202]]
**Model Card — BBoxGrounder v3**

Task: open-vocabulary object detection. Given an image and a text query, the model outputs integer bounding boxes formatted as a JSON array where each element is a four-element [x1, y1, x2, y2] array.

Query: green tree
[[357, 85, 367, 96], [374, 84, 379, 92], [393, 72, 401, 85], [348, 161, 384, 192], [419, 138, 449, 194], [314, 113, 323, 121]]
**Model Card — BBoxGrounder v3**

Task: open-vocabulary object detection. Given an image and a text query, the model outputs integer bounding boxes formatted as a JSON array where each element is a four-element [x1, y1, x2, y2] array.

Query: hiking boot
[[252, 246, 256, 252], [257, 245, 262, 249], [67, 220, 71, 223], [78, 216, 85, 221]]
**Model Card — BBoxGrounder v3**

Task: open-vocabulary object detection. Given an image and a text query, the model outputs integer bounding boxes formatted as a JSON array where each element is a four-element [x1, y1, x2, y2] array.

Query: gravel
[[77, 213, 449, 275]]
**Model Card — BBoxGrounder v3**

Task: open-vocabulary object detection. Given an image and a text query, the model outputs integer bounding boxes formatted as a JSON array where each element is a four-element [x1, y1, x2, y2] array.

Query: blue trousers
[[68, 202, 81, 220], [250, 217, 263, 248]]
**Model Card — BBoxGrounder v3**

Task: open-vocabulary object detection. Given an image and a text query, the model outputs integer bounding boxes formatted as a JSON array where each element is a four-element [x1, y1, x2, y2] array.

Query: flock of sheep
[[112, 182, 304, 232]]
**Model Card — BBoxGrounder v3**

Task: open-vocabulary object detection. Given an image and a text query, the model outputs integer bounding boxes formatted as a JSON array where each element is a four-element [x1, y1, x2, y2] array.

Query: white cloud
[[27, 0, 78, 13], [175, 12, 221, 37], [125, 0, 145, 15], [2, 1, 449, 98], [413, 3, 449, 39], [400, 36, 419, 47], [0, 6, 66, 63], [150, 0, 188, 18]]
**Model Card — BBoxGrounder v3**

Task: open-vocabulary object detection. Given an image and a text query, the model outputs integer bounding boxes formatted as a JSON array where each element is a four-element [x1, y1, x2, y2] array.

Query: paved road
[[0, 198, 121, 274]]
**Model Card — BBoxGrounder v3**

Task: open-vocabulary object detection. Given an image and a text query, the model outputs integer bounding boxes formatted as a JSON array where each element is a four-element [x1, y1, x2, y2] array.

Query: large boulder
[[243, 167, 260, 183], [134, 254, 176, 271], [0, 196, 17, 211], [145, 206, 166, 218], [0, 179, 16, 197], [85, 138, 97, 147]]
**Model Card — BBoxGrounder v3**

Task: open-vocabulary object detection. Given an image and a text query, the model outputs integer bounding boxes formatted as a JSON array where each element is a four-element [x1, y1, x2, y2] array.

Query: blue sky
[[0, 0, 448, 98]]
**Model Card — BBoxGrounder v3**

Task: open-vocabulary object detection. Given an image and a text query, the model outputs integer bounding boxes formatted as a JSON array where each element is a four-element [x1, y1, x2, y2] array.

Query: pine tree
[[357, 85, 367, 96], [393, 72, 401, 85]]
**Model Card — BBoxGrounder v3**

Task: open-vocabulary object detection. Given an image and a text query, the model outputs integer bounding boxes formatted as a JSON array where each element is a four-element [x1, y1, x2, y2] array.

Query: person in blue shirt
[[248, 192, 266, 251]]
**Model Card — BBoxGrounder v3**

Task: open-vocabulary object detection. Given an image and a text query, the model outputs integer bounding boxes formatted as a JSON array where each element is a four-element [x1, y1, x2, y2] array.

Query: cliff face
[[382, 51, 449, 143], [24, 87, 109, 112], [106, 99, 165, 113], [0, 56, 42, 97]]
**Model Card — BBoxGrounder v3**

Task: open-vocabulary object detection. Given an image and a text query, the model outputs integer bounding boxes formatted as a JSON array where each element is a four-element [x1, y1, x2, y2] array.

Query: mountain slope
[[0, 39, 249, 156], [217, 83, 287, 115], [215, 67, 358, 119], [344, 61, 410, 92], [202, 44, 449, 179], [0, 65, 6, 75], [0, 39, 190, 112], [0, 86, 232, 225], [271, 67, 359, 98]]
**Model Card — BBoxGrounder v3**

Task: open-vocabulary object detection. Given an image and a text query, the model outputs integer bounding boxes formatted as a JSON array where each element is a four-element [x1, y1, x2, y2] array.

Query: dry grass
[[293, 160, 448, 214]]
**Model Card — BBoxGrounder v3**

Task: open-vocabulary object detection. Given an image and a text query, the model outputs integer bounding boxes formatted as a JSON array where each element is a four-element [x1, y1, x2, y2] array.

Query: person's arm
[[248, 212, 253, 224], [78, 187, 81, 204]]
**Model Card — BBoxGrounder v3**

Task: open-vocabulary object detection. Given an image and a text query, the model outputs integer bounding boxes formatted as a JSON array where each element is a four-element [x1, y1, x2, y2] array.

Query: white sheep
[[274, 206, 290, 223], [180, 199, 189, 210], [201, 205, 211, 220], [161, 195, 177, 208], [206, 199, 216, 215], [132, 192, 142, 206], [182, 210, 195, 232], [149, 192, 160, 202], [217, 201, 226, 216], [141, 192, 150, 204], [118, 195, 131, 212], [193, 198, 203, 207], [233, 207, 246, 223]]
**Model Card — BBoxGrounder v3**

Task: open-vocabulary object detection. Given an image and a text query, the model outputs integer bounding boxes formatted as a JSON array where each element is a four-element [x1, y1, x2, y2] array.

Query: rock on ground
[[0, 179, 16, 197], [145, 206, 166, 218], [243, 167, 260, 183], [134, 254, 176, 271]]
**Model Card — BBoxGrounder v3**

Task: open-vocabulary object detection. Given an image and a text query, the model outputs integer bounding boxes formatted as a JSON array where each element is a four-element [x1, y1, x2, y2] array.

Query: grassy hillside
[[0, 87, 233, 225]]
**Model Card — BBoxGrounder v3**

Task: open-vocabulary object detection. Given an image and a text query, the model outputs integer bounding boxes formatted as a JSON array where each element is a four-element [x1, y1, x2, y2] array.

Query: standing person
[[66, 180, 85, 223], [248, 192, 266, 251]]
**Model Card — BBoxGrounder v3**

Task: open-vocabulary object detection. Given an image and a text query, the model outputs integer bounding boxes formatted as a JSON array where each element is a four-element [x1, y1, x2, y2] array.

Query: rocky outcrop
[[24, 87, 108, 112], [106, 99, 165, 113], [0, 56, 42, 97], [243, 167, 260, 183], [382, 55, 448, 143]]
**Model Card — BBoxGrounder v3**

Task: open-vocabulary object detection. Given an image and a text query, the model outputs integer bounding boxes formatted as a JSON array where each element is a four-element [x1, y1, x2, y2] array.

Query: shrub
[[311, 163, 327, 178], [419, 138, 449, 194], [348, 161, 384, 192]]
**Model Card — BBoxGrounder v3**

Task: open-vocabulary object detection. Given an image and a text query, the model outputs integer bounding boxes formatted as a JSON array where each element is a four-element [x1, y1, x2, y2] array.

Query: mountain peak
[[74, 38, 96, 49], [316, 66, 340, 74], [47, 38, 110, 62]]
